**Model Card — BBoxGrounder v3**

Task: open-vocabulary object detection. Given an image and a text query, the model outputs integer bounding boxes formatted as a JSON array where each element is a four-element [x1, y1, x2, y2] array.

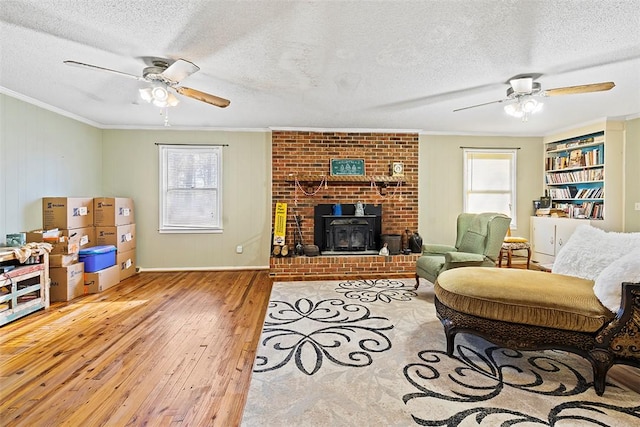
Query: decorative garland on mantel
[[294, 177, 327, 205], [293, 176, 403, 205], [370, 179, 403, 200]]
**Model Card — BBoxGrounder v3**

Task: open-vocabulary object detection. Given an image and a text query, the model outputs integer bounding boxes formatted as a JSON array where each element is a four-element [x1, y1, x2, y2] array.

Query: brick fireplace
[[270, 130, 420, 280]]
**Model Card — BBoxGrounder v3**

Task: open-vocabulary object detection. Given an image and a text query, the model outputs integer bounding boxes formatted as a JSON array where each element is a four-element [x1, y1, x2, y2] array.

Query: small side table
[[499, 241, 531, 269]]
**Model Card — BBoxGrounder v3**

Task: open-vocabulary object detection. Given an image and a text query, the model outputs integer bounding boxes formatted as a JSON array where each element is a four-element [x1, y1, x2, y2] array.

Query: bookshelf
[[544, 132, 605, 219], [531, 121, 624, 264], [542, 120, 624, 229]]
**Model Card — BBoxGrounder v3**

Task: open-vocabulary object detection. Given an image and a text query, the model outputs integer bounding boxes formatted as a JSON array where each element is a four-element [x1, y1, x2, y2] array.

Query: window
[[159, 144, 223, 233], [463, 148, 517, 227]]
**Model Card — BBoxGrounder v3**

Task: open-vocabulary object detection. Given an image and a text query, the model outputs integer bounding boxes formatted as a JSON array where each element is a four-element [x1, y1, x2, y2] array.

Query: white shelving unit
[[531, 120, 624, 264]]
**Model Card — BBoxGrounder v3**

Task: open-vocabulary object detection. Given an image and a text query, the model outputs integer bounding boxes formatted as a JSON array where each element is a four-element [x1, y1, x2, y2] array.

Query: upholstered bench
[[433, 266, 640, 395]]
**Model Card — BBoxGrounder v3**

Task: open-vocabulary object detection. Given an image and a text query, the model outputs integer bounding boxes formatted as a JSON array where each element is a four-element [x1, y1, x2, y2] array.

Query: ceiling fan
[[454, 75, 614, 120], [63, 57, 230, 108]]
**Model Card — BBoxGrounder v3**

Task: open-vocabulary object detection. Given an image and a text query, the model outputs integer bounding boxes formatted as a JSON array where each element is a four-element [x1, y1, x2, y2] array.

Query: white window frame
[[463, 148, 517, 227], [158, 144, 223, 233]]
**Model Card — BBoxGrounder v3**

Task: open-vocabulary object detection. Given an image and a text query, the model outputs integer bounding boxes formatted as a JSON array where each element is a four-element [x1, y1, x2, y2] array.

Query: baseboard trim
[[137, 266, 269, 272]]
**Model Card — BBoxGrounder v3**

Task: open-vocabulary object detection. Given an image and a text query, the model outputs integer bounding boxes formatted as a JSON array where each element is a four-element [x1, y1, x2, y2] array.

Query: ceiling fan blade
[[543, 82, 615, 96], [453, 98, 508, 112], [63, 60, 144, 81], [174, 86, 230, 108], [161, 59, 200, 83]]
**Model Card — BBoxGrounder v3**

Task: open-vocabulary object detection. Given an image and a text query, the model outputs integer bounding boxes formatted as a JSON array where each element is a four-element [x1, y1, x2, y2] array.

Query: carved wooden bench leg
[[588, 349, 615, 396], [442, 319, 456, 356]]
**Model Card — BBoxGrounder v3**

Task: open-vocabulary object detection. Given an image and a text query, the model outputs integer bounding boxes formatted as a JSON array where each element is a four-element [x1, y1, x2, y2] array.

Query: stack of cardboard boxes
[[40, 197, 94, 302], [28, 197, 136, 302], [93, 197, 136, 285]]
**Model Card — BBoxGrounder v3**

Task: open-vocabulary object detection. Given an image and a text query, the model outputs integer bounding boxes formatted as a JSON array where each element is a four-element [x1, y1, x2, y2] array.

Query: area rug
[[241, 278, 640, 426]]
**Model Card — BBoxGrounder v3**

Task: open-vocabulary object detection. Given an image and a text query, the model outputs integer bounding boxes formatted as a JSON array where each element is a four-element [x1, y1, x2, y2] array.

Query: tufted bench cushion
[[434, 267, 615, 333]]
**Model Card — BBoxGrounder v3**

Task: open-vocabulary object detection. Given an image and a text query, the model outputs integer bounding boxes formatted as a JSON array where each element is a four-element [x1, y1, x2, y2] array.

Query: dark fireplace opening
[[314, 204, 382, 254]]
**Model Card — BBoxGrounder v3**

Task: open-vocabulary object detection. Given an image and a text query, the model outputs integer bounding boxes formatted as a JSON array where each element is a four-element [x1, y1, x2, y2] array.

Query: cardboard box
[[49, 262, 85, 302], [43, 197, 94, 230], [94, 197, 134, 226], [62, 227, 95, 248], [84, 265, 120, 294], [49, 253, 79, 268], [26, 230, 44, 243], [27, 227, 95, 248], [95, 224, 136, 253], [49, 236, 81, 255], [25, 229, 59, 243], [117, 249, 137, 281]]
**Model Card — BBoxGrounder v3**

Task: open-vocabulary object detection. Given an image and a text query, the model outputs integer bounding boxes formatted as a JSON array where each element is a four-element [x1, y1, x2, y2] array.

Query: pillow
[[552, 224, 640, 280], [504, 236, 528, 243], [593, 250, 640, 313]]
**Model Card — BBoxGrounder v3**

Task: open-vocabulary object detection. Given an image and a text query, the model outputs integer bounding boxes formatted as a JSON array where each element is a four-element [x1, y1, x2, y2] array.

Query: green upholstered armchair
[[415, 212, 511, 288]]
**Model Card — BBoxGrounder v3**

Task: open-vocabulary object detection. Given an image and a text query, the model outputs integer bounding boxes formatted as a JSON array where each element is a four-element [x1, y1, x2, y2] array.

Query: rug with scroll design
[[241, 278, 640, 426]]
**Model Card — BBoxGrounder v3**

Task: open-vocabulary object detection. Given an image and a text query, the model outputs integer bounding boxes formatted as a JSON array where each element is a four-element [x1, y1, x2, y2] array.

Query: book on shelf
[[569, 149, 584, 167], [584, 148, 602, 166], [545, 167, 604, 184]]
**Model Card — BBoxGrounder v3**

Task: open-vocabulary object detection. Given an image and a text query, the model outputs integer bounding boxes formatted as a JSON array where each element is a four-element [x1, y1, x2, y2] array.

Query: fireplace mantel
[[285, 175, 407, 184]]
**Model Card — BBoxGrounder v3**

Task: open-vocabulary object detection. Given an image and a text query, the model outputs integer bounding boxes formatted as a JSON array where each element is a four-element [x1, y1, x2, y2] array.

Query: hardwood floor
[[1, 269, 638, 427], [0, 270, 272, 427]]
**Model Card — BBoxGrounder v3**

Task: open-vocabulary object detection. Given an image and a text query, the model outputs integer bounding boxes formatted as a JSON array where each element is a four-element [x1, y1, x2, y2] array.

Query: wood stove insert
[[314, 204, 382, 255]]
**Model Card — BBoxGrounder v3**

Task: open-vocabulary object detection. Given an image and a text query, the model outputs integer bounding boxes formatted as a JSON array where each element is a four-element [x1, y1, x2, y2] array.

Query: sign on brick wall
[[330, 159, 365, 176]]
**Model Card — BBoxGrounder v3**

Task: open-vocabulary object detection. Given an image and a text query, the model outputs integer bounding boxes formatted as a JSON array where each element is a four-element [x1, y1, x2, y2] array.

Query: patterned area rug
[[241, 279, 640, 426]]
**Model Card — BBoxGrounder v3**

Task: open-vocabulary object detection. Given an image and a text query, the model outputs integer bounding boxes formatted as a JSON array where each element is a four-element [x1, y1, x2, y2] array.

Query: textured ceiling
[[1, 0, 639, 136]]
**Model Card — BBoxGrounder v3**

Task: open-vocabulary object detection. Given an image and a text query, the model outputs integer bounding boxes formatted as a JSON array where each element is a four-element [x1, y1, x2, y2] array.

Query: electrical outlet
[[635, 202, 640, 211], [236, 245, 243, 254]]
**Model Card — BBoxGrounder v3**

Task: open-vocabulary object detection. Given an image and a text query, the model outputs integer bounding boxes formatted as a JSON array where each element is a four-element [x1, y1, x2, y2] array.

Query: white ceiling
[[1, 0, 639, 136]]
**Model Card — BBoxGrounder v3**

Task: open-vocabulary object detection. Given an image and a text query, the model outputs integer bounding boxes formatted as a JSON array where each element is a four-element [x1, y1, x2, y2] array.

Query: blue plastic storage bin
[[79, 245, 117, 272]]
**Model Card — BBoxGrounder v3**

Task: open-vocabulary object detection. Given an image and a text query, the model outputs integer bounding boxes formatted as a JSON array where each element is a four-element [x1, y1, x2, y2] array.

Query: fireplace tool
[[293, 213, 305, 256]]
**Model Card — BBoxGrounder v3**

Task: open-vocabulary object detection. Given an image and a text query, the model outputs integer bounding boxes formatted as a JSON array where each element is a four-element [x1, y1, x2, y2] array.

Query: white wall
[[625, 117, 640, 232], [0, 94, 103, 238], [3, 93, 637, 270], [418, 134, 543, 245], [101, 129, 272, 270]]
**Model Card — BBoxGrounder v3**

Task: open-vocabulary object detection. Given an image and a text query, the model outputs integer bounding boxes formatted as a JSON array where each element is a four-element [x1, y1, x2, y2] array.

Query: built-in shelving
[[537, 121, 624, 228], [544, 131, 605, 220]]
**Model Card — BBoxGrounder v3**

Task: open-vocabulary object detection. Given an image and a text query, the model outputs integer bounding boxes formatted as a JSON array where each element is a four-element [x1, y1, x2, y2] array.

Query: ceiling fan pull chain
[[163, 107, 170, 127]]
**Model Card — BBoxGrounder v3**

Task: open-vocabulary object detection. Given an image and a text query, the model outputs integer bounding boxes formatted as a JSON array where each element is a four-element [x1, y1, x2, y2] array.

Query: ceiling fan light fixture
[[139, 85, 179, 108], [522, 97, 542, 113], [504, 96, 543, 121], [504, 102, 524, 118], [151, 86, 168, 101]]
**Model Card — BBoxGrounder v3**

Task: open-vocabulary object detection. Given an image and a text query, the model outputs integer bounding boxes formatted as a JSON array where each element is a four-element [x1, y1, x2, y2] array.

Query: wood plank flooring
[[1, 269, 638, 426], [0, 270, 272, 427]]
